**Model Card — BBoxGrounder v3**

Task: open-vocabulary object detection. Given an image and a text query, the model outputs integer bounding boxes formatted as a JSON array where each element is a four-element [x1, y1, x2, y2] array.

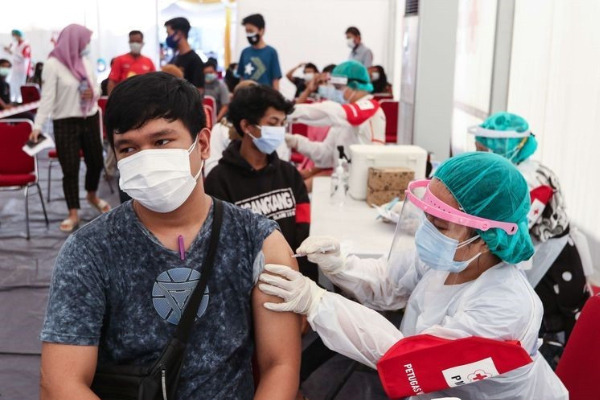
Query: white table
[[0, 101, 39, 119], [310, 177, 397, 259]]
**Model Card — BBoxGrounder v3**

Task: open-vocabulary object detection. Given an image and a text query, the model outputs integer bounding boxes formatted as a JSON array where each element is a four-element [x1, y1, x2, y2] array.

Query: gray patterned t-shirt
[[41, 200, 278, 399]]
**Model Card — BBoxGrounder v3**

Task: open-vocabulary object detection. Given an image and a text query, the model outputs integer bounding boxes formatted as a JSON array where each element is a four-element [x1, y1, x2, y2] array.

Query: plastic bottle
[[79, 79, 90, 114], [330, 146, 349, 206]]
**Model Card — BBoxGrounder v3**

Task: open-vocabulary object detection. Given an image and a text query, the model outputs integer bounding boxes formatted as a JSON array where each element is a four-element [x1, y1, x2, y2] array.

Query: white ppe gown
[[307, 252, 568, 399], [290, 96, 386, 169]]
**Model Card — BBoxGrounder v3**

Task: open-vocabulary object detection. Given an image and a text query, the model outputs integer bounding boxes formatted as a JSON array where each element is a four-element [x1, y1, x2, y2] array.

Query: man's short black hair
[[228, 85, 294, 137], [105, 72, 205, 148], [323, 64, 336, 74], [129, 30, 144, 40], [304, 63, 318, 72], [164, 17, 191, 38], [204, 59, 217, 70], [242, 14, 265, 30], [345, 26, 361, 37], [0, 59, 11, 67]]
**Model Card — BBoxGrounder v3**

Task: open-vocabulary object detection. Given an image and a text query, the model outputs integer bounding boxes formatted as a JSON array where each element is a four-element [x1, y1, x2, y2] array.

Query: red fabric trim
[[341, 99, 380, 126], [530, 185, 553, 205], [295, 202, 311, 224]]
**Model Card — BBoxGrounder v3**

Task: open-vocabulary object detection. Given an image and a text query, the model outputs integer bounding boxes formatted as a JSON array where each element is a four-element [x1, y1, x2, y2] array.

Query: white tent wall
[[508, 0, 600, 283], [234, 0, 393, 99], [1, 0, 161, 83]]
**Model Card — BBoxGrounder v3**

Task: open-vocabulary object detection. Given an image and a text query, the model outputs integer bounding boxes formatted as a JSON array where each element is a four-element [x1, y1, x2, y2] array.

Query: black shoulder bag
[[91, 199, 223, 400]]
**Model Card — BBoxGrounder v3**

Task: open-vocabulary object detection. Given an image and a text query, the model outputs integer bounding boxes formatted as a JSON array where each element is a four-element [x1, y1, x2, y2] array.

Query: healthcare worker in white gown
[[259, 152, 568, 400]]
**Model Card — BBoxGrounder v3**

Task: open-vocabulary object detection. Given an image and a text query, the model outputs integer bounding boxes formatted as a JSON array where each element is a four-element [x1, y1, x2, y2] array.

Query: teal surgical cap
[[332, 60, 373, 92], [474, 112, 538, 165], [11, 29, 23, 37], [434, 152, 534, 264]]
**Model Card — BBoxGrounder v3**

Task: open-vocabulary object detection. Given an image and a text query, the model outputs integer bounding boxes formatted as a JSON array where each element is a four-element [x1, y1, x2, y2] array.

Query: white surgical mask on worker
[[346, 38, 355, 48], [415, 217, 481, 273], [129, 42, 143, 54], [118, 139, 203, 213]]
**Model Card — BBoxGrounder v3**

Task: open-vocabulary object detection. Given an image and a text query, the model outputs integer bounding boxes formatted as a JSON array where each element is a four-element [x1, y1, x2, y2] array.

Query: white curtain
[[508, 0, 600, 281]]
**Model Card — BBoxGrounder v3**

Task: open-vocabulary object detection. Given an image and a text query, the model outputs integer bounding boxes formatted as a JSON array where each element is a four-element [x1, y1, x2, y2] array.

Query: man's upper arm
[[107, 57, 121, 82], [40, 343, 99, 399], [252, 231, 301, 370]]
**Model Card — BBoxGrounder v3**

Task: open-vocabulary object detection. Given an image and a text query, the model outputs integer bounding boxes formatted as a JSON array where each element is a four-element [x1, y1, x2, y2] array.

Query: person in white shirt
[[30, 24, 110, 232], [285, 60, 385, 190], [3, 29, 31, 102]]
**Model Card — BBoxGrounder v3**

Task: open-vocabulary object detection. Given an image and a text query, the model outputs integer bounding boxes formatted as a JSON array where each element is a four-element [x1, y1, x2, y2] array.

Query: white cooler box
[[348, 144, 428, 200]]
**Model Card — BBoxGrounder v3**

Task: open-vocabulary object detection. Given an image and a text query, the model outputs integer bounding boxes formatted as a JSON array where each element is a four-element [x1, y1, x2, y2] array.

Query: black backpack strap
[[175, 198, 223, 343]]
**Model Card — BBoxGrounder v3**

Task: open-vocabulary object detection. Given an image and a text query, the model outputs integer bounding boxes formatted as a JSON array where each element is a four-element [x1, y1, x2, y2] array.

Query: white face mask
[[347, 38, 356, 48], [118, 139, 203, 213], [304, 72, 315, 81], [129, 42, 143, 54]]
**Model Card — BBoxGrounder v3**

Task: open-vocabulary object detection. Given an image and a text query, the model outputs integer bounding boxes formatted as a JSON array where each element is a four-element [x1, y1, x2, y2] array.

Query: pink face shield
[[405, 179, 518, 235]]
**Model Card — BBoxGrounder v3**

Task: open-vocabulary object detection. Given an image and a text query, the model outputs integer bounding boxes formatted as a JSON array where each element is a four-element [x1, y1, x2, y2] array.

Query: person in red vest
[[106, 30, 155, 95]]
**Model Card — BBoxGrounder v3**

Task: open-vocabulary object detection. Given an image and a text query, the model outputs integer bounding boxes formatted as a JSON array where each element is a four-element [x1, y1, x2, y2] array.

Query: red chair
[[379, 100, 399, 144], [20, 84, 41, 104], [555, 295, 600, 399], [0, 119, 49, 239], [204, 105, 214, 130], [203, 95, 217, 124]]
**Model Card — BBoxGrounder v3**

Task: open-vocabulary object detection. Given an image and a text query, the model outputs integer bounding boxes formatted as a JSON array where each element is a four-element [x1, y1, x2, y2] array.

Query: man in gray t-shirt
[[203, 61, 231, 122], [346, 26, 373, 67], [40, 72, 301, 400]]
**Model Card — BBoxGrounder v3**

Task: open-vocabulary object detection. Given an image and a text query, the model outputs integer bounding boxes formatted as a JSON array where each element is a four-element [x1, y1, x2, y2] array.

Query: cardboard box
[[367, 189, 406, 206], [366, 167, 414, 206]]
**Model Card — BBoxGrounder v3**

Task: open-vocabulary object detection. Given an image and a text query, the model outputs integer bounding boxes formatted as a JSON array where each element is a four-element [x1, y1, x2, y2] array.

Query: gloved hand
[[296, 236, 345, 275], [285, 133, 300, 149], [259, 264, 326, 315]]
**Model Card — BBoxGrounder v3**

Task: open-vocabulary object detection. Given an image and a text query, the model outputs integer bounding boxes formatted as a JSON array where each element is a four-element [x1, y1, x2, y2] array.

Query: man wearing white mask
[[204, 84, 315, 283], [39, 72, 301, 400], [346, 26, 373, 68], [106, 30, 155, 95]]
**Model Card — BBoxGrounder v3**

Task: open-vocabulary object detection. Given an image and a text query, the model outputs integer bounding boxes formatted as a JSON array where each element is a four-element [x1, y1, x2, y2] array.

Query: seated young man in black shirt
[[164, 17, 205, 91], [205, 84, 317, 282]]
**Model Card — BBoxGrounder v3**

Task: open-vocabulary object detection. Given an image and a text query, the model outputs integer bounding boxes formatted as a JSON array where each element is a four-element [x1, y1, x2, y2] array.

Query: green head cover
[[433, 152, 534, 264], [475, 112, 537, 164], [331, 60, 374, 93]]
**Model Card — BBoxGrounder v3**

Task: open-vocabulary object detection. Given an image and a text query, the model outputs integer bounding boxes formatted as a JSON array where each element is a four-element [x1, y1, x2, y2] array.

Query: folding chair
[[379, 100, 399, 144], [555, 295, 600, 399], [20, 84, 41, 104], [203, 95, 217, 125], [0, 119, 49, 239]]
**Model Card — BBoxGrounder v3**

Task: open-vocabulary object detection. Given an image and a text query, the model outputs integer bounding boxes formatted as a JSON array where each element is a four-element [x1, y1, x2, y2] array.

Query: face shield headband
[[405, 179, 518, 235]]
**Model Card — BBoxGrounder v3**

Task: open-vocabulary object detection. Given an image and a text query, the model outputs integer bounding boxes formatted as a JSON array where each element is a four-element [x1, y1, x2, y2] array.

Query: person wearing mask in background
[[203, 60, 230, 122], [285, 62, 319, 99], [471, 112, 592, 368], [106, 30, 155, 95], [369, 65, 392, 95], [285, 60, 385, 191], [205, 84, 316, 283], [29, 24, 110, 232], [40, 72, 301, 400], [259, 152, 568, 400], [237, 14, 282, 90], [27, 62, 44, 88], [225, 62, 240, 93], [346, 26, 373, 68], [3, 29, 31, 102], [164, 17, 205, 92], [0, 59, 13, 110]]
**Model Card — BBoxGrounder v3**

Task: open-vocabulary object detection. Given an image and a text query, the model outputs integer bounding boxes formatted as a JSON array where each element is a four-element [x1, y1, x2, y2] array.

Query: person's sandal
[[59, 217, 79, 233], [88, 198, 111, 213]]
